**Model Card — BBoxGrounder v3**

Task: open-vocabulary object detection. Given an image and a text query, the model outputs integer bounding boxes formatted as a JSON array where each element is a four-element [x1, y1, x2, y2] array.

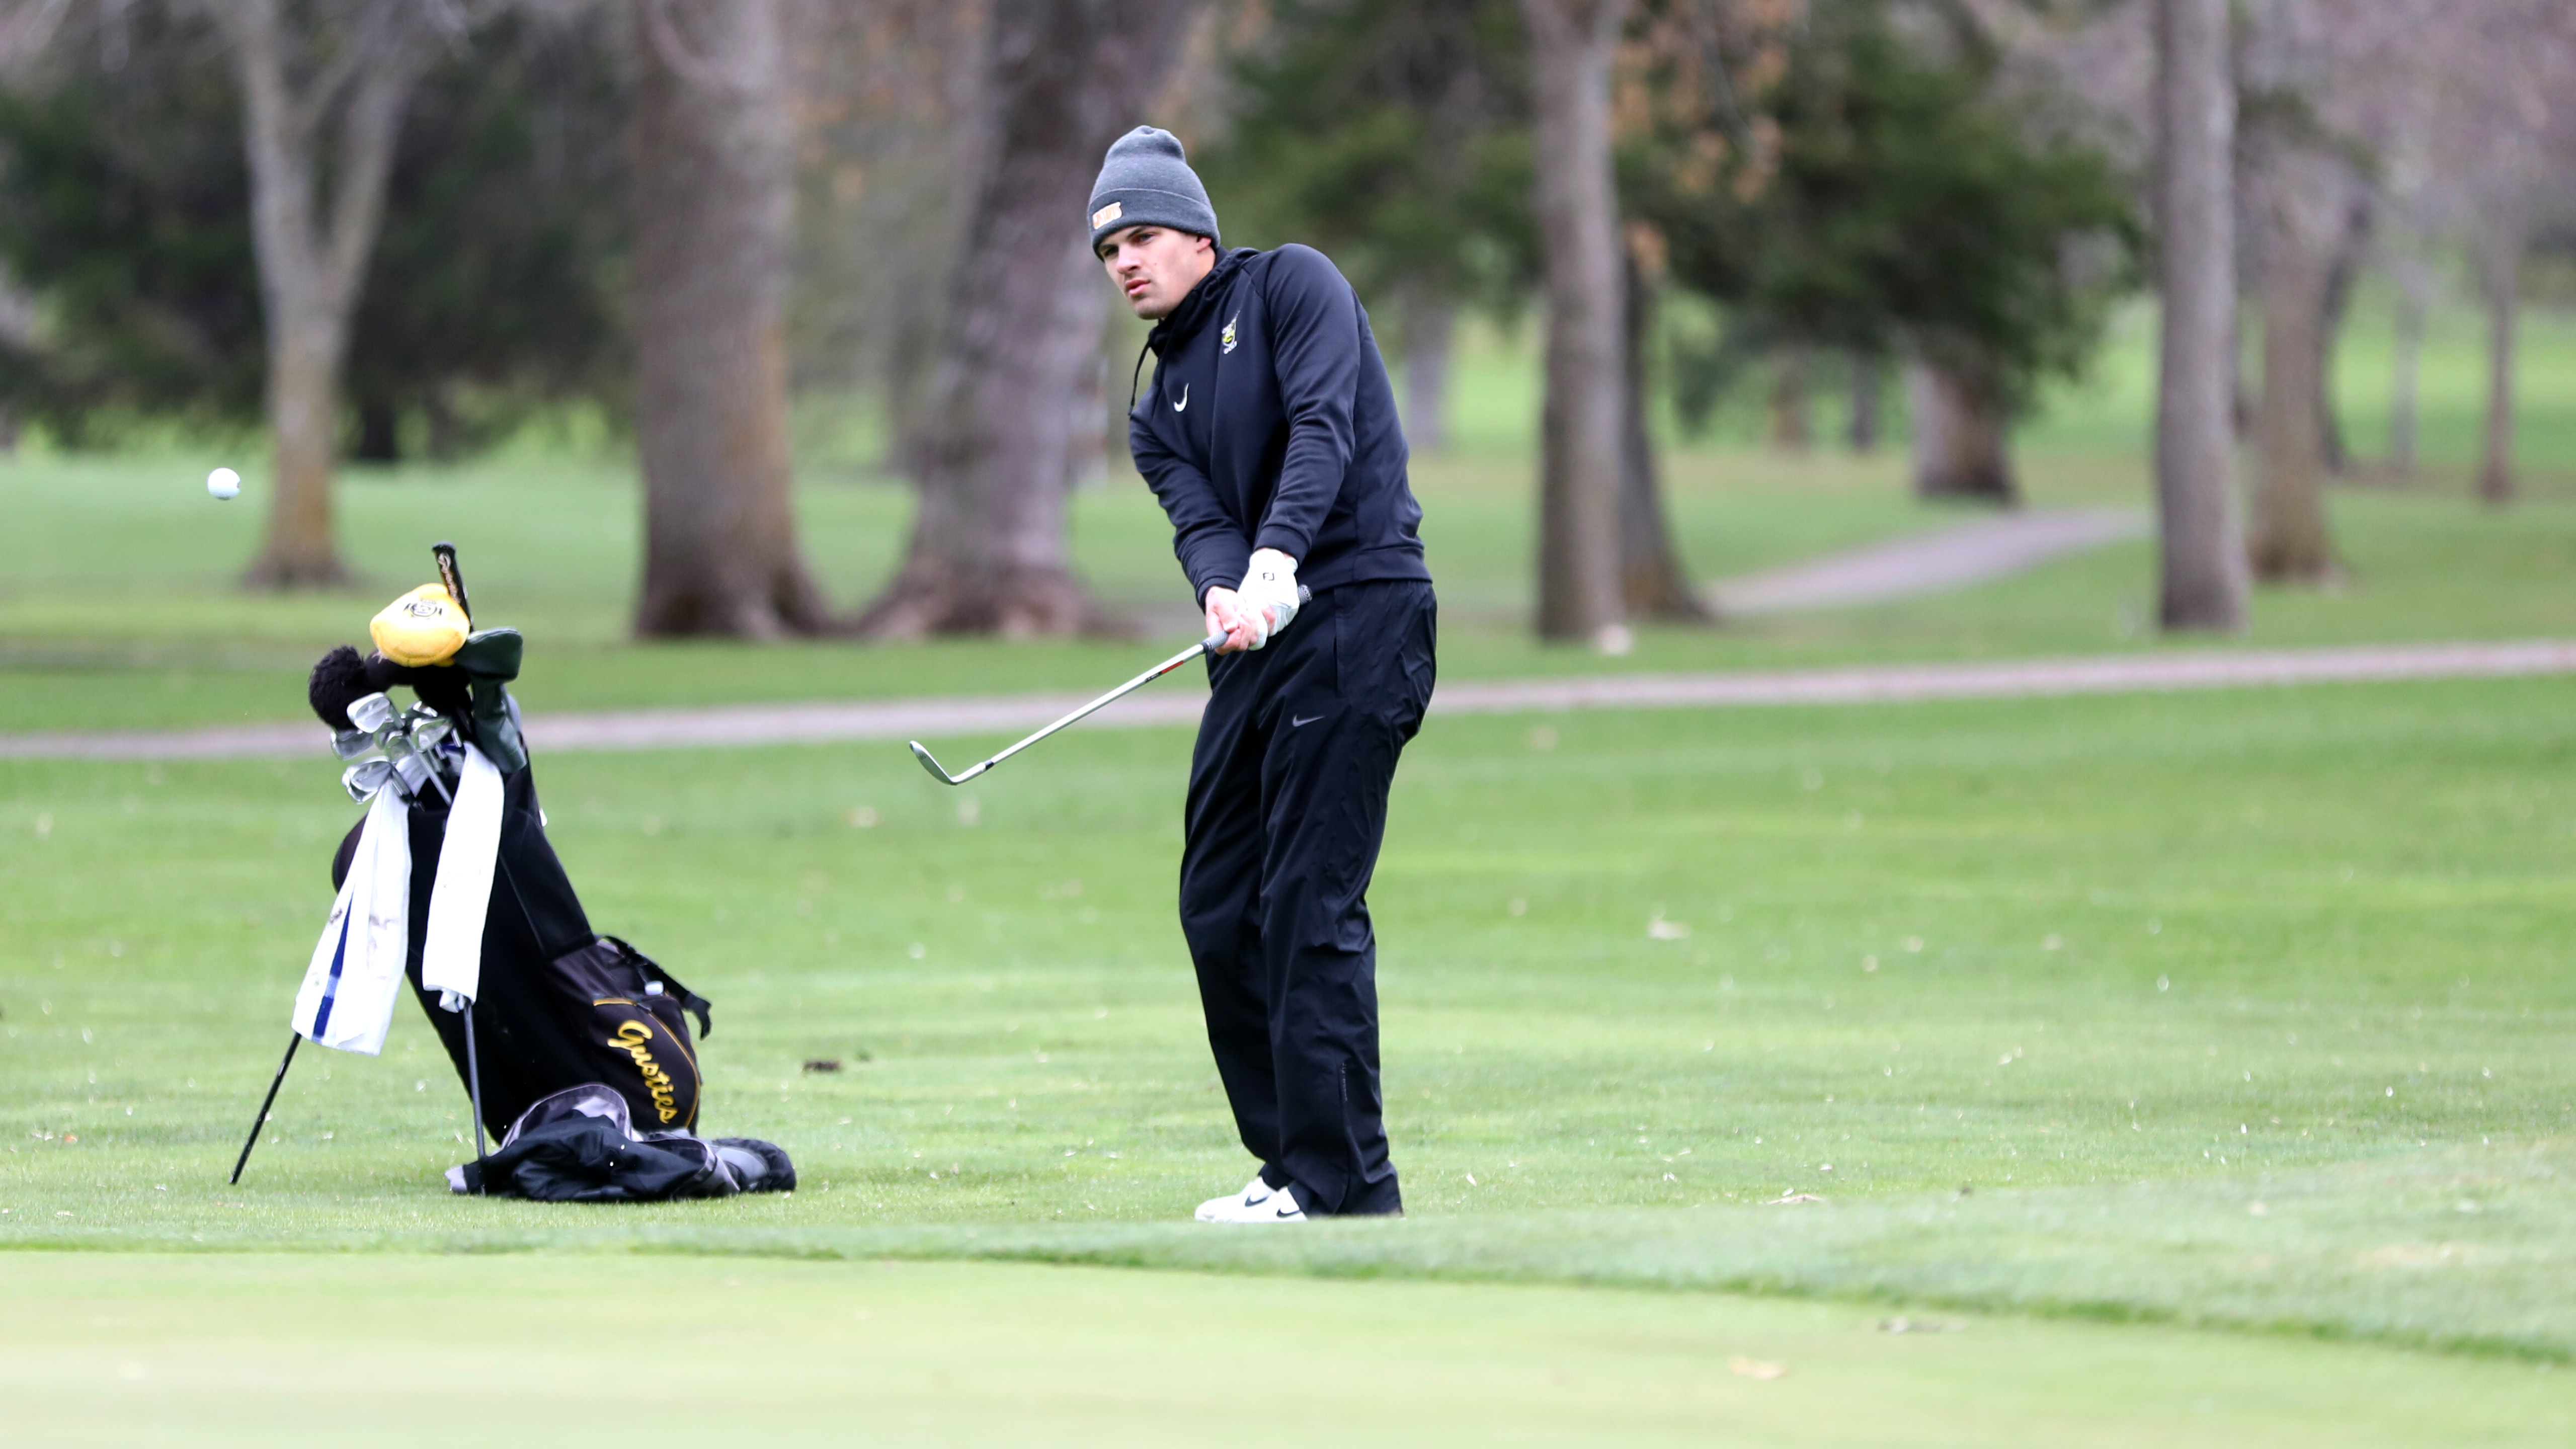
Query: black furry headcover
[[307, 646, 373, 731], [307, 645, 473, 730]]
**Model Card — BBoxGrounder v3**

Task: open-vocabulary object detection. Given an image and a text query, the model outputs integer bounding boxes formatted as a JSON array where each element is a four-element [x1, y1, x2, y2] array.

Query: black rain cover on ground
[[449, 1085, 794, 1202]]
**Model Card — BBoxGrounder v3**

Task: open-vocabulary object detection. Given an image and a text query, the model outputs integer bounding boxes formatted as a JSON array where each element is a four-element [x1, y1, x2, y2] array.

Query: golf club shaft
[[228, 1031, 301, 1184], [913, 586, 1315, 784], [950, 631, 1224, 782]]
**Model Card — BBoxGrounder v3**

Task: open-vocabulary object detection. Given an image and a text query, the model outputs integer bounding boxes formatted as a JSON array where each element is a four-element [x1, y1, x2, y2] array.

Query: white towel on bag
[[421, 743, 505, 1008], [290, 787, 412, 1055]]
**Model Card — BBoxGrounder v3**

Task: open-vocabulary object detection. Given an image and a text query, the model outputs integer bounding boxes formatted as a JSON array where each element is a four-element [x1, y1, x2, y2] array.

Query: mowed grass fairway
[[10, 293, 2576, 1442], [9, 673, 2576, 1439]]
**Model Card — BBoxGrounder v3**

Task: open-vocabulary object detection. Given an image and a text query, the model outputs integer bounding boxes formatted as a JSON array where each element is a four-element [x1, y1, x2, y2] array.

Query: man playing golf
[[1091, 126, 1436, 1223]]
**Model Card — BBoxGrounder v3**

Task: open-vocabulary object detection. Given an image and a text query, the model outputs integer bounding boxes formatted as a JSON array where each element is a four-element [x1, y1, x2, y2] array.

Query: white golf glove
[[1236, 548, 1301, 650]]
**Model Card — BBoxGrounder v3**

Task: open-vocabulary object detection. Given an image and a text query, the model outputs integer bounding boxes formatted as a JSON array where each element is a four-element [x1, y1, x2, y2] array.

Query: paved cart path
[[6, 638, 2571, 761], [1710, 506, 2147, 616]]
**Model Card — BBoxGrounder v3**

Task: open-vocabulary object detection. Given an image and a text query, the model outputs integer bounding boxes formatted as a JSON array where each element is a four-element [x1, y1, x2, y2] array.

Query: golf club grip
[[432, 541, 471, 624], [1201, 585, 1314, 653]]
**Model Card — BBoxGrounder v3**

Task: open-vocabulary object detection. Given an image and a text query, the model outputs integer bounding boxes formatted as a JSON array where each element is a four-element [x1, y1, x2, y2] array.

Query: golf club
[[908, 587, 1308, 787]]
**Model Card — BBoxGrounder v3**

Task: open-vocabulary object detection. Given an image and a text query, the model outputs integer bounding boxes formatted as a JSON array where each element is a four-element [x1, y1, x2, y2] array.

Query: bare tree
[[2336, 1, 2574, 498], [857, 0, 1203, 638], [629, 0, 830, 637], [2235, 0, 2423, 572], [2473, 211, 2524, 506], [1617, 232, 1706, 619], [1907, 359, 2018, 505], [205, 1, 473, 587], [2379, 136, 2438, 480], [2151, 0, 2248, 630], [1399, 284, 1455, 454], [1847, 352, 1882, 452], [2385, 244, 2430, 475], [1766, 345, 1810, 452], [0, 0, 76, 67], [2415, 1, 2576, 505], [2312, 186, 2369, 475], [2245, 142, 2353, 579], [1521, 0, 1631, 649]]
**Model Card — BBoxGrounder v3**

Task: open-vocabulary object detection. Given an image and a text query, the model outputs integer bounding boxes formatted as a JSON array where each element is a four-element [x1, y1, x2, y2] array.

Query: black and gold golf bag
[[314, 641, 714, 1144]]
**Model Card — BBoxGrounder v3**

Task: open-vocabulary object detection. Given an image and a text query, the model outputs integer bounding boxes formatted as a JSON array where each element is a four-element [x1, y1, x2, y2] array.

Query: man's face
[[1098, 225, 1215, 319]]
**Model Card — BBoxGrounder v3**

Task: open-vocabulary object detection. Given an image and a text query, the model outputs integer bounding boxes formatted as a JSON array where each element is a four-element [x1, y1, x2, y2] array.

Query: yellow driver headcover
[[370, 584, 469, 666]]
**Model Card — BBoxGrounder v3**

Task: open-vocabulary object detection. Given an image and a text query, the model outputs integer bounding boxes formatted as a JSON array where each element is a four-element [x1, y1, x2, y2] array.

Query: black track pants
[[1180, 579, 1435, 1216]]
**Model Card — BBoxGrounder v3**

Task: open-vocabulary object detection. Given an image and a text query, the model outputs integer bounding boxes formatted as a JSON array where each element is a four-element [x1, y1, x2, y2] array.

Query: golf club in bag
[[232, 544, 791, 1200], [908, 587, 1310, 786]]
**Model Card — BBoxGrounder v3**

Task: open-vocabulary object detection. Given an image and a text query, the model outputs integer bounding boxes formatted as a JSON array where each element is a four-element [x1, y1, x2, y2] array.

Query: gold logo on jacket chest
[[1221, 316, 1237, 354]]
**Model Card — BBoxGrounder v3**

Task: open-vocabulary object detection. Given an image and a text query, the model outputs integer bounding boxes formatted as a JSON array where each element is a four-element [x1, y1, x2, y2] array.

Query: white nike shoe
[[1193, 1174, 1308, 1224]]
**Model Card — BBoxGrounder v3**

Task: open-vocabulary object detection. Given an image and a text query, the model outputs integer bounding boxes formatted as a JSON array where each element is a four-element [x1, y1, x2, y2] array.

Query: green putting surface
[[4, 1252, 2567, 1447]]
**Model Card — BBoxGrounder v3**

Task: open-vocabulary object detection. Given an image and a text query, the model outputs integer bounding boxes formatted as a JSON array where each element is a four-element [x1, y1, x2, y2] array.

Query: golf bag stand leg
[[461, 1004, 490, 1183], [229, 1032, 302, 1185]]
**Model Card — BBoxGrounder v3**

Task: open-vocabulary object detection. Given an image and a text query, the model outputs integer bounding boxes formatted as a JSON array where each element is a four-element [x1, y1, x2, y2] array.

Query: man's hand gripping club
[[1204, 548, 1302, 653]]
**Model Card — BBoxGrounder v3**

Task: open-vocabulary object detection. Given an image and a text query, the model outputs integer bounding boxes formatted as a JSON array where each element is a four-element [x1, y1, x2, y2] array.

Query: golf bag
[[316, 645, 714, 1143]]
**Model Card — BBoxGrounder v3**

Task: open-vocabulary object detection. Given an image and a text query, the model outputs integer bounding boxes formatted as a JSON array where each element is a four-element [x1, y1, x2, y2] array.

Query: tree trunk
[[2477, 221, 2521, 507], [1063, 253, 1110, 493], [1847, 351, 1881, 452], [859, 0, 1202, 638], [2151, 0, 2248, 632], [630, 0, 831, 638], [1520, 0, 1631, 649], [353, 390, 399, 464], [1400, 284, 1455, 454], [2313, 188, 2370, 477], [2388, 251, 2430, 479], [1907, 360, 2017, 505], [221, 0, 442, 588], [1617, 241, 1706, 621], [424, 384, 463, 463], [1768, 344, 1811, 451], [2249, 149, 2341, 581]]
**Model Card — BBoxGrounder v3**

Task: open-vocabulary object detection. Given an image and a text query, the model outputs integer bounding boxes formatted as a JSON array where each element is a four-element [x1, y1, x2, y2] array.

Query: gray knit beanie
[[1086, 126, 1220, 251]]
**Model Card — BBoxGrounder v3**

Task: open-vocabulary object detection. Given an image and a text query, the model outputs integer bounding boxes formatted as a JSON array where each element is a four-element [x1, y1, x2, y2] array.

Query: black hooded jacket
[[1129, 245, 1431, 603]]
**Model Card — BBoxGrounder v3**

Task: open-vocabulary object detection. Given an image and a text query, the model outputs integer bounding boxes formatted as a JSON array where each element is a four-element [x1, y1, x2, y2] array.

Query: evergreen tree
[[0, 12, 626, 458], [1635, 0, 2140, 435]]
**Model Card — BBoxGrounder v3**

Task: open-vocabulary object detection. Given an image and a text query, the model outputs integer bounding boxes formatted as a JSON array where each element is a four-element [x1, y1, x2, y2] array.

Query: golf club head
[[907, 737, 984, 783], [347, 691, 396, 736], [342, 758, 395, 802], [407, 710, 452, 753], [331, 729, 380, 761]]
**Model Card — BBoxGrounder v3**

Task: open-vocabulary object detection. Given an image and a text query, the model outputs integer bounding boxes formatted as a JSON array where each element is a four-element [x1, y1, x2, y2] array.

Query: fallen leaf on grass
[[1730, 1356, 1787, 1380], [1765, 1192, 1824, 1205]]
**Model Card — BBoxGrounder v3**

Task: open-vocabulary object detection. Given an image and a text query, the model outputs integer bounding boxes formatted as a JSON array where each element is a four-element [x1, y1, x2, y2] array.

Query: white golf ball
[[206, 466, 241, 500]]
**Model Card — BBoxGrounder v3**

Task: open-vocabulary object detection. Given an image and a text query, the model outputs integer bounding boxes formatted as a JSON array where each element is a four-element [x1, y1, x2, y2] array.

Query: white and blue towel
[[290, 744, 506, 1054]]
